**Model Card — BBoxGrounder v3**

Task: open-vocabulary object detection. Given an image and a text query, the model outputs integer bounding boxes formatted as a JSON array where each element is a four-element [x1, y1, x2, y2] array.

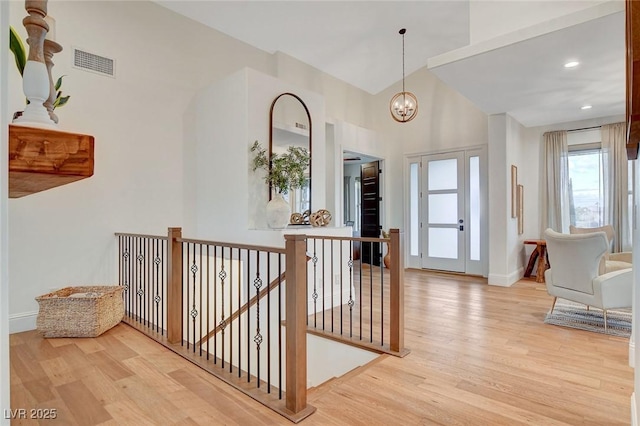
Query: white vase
[[266, 193, 291, 229], [13, 60, 56, 128]]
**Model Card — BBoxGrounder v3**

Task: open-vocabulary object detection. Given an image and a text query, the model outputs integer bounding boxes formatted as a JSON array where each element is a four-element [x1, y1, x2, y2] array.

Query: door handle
[[459, 219, 463, 231]]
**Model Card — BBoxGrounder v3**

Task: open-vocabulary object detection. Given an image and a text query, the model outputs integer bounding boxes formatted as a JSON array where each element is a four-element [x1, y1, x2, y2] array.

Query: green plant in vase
[[251, 140, 310, 228], [9, 25, 69, 119]]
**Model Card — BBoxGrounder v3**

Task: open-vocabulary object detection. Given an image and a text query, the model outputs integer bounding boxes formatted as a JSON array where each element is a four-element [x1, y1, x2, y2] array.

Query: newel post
[[284, 234, 308, 414], [167, 227, 182, 344], [389, 228, 405, 353]]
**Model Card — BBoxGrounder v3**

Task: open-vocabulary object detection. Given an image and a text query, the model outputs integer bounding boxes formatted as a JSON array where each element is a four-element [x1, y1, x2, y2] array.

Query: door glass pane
[[428, 159, 457, 191], [428, 194, 457, 224], [428, 228, 458, 258], [469, 156, 480, 261], [410, 162, 419, 256]]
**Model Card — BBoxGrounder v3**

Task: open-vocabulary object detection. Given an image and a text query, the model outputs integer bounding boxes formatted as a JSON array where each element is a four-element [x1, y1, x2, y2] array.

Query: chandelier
[[390, 28, 418, 123]]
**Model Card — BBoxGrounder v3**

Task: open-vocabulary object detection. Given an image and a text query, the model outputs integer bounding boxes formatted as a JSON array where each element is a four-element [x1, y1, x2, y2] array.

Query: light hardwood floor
[[10, 270, 633, 425]]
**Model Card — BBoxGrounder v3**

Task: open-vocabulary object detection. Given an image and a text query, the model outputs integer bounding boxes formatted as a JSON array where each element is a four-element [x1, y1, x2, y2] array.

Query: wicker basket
[[35, 286, 124, 338]]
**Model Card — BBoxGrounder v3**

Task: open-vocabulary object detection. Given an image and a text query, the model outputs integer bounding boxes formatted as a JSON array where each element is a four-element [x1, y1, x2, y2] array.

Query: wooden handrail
[[300, 235, 390, 243], [177, 236, 286, 254], [114, 232, 168, 240]]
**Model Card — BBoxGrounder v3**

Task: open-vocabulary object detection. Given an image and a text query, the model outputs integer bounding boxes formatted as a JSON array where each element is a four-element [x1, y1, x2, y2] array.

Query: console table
[[524, 239, 549, 283]]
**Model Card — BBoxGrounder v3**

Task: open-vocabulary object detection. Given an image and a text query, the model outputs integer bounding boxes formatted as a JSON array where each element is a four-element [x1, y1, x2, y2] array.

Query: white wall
[[343, 163, 360, 226], [369, 67, 489, 259], [487, 113, 528, 286], [188, 68, 326, 248], [488, 114, 509, 284], [1, 1, 10, 421], [469, 0, 610, 43], [5, 1, 370, 332], [8, 1, 256, 331], [633, 154, 640, 426], [274, 52, 372, 130], [507, 115, 528, 279]]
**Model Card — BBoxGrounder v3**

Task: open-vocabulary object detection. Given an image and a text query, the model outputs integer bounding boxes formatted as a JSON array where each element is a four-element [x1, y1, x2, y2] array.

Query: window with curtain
[[544, 123, 631, 250], [567, 145, 604, 227]]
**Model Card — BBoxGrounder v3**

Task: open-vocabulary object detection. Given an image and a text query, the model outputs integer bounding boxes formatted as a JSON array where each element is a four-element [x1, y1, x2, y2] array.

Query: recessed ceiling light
[[581, 105, 592, 110], [564, 61, 580, 68]]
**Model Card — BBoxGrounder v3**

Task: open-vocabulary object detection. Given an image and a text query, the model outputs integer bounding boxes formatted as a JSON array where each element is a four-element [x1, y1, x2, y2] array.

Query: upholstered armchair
[[569, 225, 632, 273], [543, 228, 632, 332]]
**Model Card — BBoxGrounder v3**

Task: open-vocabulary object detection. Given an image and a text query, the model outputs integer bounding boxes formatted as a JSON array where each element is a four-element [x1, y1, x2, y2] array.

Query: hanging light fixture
[[390, 28, 418, 123]]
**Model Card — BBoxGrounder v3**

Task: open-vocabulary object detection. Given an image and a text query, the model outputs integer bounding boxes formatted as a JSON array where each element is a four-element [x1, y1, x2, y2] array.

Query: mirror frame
[[268, 92, 312, 211]]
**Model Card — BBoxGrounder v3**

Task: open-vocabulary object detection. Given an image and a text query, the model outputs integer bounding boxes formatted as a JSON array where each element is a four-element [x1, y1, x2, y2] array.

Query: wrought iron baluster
[[219, 247, 227, 368], [213, 245, 219, 363], [227, 246, 234, 372], [330, 240, 334, 333], [340, 239, 344, 336], [322, 236, 324, 330], [138, 237, 146, 324], [380, 245, 384, 346], [161, 239, 166, 335], [356, 240, 362, 340], [254, 250, 263, 387], [347, 241, 354, 338], [185, 243, 190, 349], [245, 248, 250, 382], [266, 253, 271, 394], [154, 239, 162, 333], [198, 244, 203, 356], [191, 243, 199, 353], [312, 239, 318, 328], [278, 253, 283, 400], [369, 241, 373, 343], [122, 236, 130, 318], [205, 244, 210, 360], [145, 237, 150, 327]]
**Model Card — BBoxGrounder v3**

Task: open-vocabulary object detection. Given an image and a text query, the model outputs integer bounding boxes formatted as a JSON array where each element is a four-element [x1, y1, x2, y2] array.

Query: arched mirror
[[269, 93, 312, 222]]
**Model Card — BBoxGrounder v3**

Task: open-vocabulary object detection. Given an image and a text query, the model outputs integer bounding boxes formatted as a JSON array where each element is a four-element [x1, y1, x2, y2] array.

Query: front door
[[361, 161, 381, 266], [421, 152, 465, 272]]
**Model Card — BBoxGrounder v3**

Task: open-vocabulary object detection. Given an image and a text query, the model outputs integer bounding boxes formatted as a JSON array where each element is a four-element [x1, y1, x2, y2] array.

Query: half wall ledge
[[9, 124, 95, 198]]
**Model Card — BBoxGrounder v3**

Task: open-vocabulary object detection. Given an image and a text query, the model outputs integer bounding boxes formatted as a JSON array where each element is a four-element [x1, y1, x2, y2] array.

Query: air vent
[[72, 48, 115, 78], [295, 122, 307, 130]]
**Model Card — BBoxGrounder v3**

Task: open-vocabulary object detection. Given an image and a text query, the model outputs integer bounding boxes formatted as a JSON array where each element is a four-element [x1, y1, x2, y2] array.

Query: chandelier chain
[[402, 31, 405, 93], [389, 27, 418, 123]]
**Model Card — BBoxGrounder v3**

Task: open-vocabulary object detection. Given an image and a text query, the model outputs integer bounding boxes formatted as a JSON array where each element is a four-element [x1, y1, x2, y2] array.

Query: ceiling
[[155, 1, 625, 128]]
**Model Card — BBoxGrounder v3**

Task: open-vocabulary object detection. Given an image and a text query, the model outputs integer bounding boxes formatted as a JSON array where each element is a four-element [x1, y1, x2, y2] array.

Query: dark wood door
[[361, 161, 381, 266]]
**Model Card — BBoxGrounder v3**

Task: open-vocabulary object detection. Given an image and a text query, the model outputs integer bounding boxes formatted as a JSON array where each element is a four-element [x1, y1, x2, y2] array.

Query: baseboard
[[632, 392, 638, 426], [9, 311, 37, 334], [488, 268, 522, 287]]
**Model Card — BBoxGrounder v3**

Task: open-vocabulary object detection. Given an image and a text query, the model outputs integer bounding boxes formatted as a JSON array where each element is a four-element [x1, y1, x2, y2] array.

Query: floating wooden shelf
[[9, 124, 95, 198]]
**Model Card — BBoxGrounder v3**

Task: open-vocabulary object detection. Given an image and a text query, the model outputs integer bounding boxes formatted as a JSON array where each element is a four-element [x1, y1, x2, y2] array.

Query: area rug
[[544, 300, 632, 337]]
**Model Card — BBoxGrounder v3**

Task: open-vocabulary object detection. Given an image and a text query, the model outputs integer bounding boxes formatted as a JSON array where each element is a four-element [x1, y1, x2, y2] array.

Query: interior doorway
[[343, 150, 383, 264], [360, 161, 381, 266]]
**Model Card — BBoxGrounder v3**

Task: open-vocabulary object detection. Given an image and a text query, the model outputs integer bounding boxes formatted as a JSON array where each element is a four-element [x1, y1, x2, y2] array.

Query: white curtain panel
[[601, 122, 630, 251], [542, 130, 570, 233]]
